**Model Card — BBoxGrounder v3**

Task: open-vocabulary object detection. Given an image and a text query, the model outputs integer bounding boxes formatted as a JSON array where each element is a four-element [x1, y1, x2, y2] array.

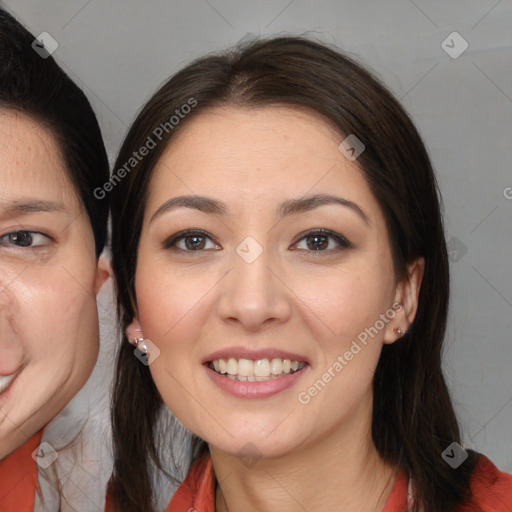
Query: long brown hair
[[109, 36, 480, 511]]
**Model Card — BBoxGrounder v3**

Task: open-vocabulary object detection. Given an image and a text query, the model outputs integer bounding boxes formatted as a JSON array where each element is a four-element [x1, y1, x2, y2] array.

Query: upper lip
[[202, 347, 310, 364]]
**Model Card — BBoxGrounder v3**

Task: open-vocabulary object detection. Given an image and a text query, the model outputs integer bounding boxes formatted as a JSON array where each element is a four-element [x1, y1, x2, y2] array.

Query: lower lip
[[204, 364, 309, 399]]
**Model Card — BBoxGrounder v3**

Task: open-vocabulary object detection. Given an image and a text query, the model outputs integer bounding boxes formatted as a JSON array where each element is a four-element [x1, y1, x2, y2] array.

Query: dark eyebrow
[[0, 200, 68, 220], [278, 194, 370, 225], [150, 194, 370, 226]]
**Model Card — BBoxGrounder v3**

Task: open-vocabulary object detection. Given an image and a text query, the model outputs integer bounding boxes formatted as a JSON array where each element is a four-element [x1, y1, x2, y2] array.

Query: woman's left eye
[[0, 230, 52, 248], [294, 230, 351, 253]]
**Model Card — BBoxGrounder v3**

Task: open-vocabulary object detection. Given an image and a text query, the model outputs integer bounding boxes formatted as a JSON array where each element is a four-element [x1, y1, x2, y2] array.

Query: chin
[[206, 429, 302, 462]]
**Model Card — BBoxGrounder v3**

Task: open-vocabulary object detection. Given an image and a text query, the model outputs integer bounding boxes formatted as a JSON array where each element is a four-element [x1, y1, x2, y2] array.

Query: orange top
[[104, 451, 512, 511], [0, 430, 43, 512], [165, 452, 512, 512], [166, 453, 409, 512]]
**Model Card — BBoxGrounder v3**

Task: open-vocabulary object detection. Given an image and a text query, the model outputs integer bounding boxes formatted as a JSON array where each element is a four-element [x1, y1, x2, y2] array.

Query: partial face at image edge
[[0, 110, 109, 459]]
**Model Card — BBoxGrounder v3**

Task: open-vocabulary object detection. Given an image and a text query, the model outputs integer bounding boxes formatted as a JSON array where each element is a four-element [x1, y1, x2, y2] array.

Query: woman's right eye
[[0, 230, 52, 249], [164, 230, 221, 252]]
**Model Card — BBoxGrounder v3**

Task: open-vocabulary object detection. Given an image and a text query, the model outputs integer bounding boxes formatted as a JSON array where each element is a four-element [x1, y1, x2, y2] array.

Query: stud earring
[[394, 327, 405, 337], [132, 337, 148, 354]]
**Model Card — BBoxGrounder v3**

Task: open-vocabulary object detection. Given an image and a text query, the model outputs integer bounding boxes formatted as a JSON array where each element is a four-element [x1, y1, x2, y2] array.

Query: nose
[[215, 241, 292, 332]]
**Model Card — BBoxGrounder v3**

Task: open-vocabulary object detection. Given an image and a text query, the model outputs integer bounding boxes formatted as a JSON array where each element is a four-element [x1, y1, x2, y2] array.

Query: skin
[[129, 106, 424, 512], [0, 110, 109, 460]]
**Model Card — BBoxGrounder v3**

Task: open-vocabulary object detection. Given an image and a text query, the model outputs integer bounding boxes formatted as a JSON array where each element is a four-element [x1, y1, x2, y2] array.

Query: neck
[[210, 394, 397, 512]]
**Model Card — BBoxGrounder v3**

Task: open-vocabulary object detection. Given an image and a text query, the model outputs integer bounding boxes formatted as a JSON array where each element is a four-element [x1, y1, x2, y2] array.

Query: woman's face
[[0, 110, 108, 459], [134, 106, 423, 459]]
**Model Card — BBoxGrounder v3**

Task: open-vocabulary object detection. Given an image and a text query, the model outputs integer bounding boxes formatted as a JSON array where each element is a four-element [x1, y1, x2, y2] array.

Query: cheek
[[295, 259, 394, 344], [135, 262, 217, 416], [11, 264, 99, 370], [0, 259, 100, 450], [0, 287, 23, 371], [135, 259, 213, 349]]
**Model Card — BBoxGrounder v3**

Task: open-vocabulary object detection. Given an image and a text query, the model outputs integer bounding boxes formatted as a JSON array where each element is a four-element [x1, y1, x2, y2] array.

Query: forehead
[[147, 106, 382, 222], [0, 109, 80, 209], [157, 105, 346, 172]]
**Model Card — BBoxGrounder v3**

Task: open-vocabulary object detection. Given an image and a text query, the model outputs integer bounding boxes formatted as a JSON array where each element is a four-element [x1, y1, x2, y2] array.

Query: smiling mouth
[[208, 357, 307, 381]]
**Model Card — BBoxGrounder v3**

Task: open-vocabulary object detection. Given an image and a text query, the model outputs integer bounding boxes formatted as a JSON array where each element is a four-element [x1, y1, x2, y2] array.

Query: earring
[[132, 337, 148, 354], [394, 327, 405, 337]]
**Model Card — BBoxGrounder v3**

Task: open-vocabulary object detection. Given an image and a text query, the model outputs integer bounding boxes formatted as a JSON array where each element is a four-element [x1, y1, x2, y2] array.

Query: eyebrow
[[150, 193, 370, 226], [0, 200, 68, 220]]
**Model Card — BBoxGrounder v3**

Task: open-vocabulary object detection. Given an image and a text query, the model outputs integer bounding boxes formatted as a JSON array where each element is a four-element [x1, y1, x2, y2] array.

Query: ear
[[383, 256, 425, 344], [126, 317, 144, 344], [93, 253, 111, 295]]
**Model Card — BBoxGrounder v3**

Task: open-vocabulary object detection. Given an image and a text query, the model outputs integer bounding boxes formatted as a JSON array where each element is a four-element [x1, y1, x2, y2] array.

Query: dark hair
[[0, 7, 109, 257], [109, 36, 480, 512]]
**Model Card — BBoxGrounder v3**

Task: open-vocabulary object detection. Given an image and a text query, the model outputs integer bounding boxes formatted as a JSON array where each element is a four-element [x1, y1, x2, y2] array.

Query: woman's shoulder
[[459, 453, 512, 511], [167, 452, 215, 511]]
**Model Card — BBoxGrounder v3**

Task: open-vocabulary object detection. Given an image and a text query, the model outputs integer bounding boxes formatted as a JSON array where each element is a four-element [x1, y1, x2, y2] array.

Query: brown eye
[[305, 234, 329, 250], [183, 234, 206, 250], [294, 230, 351, 253], [164, 230, 220, 252]]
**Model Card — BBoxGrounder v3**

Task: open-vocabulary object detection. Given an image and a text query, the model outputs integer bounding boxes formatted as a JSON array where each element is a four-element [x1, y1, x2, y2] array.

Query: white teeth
[[0, 372, 18, 394], [253, 359, 270, 377], [209, 357, 306, 380], [227, 358, 237, 375], [237, 358, 254, 376], [270, 358, 282, 375]]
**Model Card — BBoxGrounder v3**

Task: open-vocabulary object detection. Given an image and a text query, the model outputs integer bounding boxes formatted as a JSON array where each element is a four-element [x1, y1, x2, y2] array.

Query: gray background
[[4, 0, 511, 482]]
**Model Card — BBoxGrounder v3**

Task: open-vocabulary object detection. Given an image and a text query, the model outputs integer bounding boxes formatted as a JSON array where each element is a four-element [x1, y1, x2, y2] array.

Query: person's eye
[[0, 230, 52, 249], [293, 229, 351, 253], [163, 230, 221, 253]]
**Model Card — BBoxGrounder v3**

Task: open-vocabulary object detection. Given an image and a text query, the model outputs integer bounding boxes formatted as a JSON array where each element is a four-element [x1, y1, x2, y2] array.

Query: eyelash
[[0, 230, 52, 249], [163, 229, 351, 255]]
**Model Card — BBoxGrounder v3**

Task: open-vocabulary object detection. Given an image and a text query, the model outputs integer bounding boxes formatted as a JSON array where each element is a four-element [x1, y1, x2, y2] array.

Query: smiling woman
[[0, 6, 110, 511], [106, 36, 512, 512]]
